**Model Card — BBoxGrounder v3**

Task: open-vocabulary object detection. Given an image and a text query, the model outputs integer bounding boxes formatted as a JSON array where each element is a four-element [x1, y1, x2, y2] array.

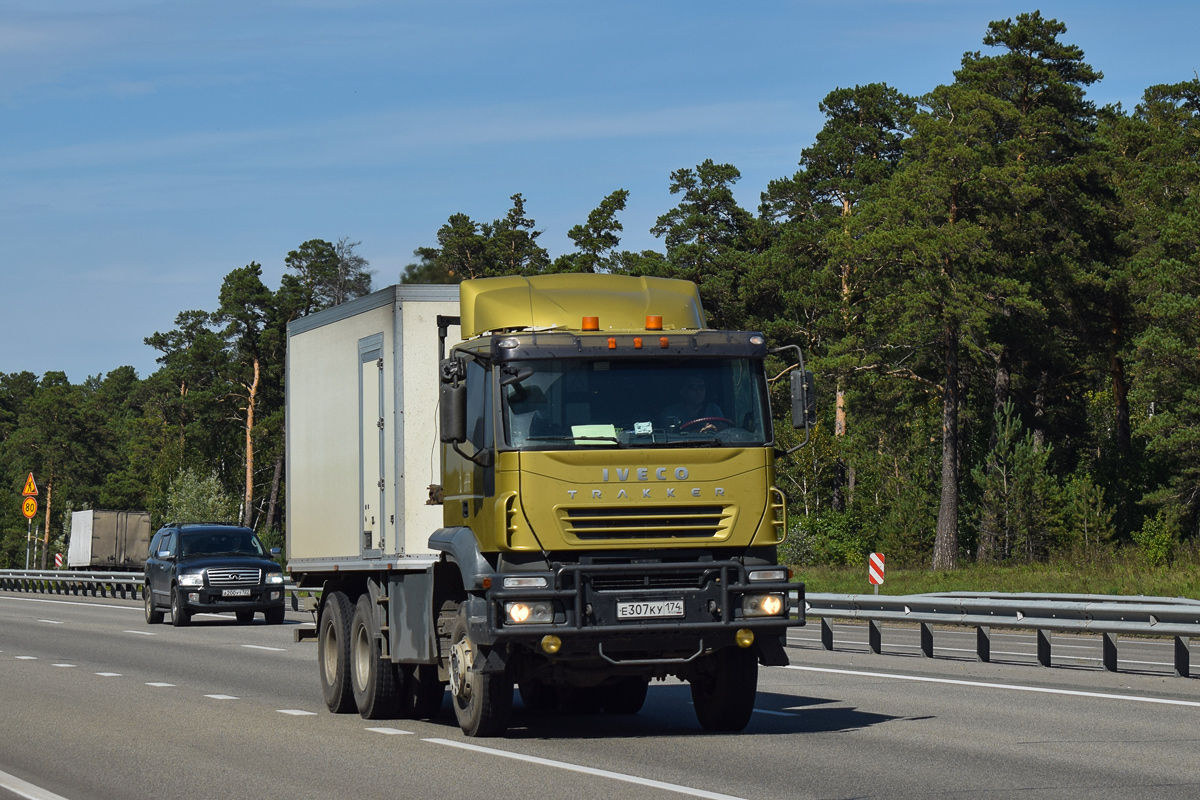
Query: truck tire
[[690, 646, 758, 732], [448, 605, 512, 736], [401, 663, 445, 720], [602, 677, 649, 715], [318, 591, 357, 714], [145, 587, 163, 625], [170, 587, 190, 627], [350, 594, 401, 719], [518, 679, 559, 712]]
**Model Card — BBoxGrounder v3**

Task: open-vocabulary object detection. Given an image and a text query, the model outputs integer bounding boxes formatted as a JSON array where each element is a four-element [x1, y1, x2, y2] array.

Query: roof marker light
[[646, 315, 663, 331], [582, 316, 599, 331]]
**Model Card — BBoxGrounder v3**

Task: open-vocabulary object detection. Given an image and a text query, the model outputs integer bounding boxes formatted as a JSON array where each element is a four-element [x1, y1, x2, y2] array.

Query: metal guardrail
[[805, 591, 1200, 678], [3, 571, 1194, 677], [0, 569, 316, 611]]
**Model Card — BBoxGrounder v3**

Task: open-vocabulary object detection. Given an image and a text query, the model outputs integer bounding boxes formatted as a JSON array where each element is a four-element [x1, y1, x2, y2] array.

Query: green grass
[[792, 545, 1200, 599]]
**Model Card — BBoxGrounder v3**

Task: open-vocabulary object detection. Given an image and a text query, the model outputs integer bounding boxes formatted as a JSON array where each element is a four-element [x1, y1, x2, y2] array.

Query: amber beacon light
[[645, 315, 663, 330]]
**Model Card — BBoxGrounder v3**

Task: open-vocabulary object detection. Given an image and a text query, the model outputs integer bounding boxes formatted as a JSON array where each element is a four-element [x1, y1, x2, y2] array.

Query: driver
[[660, 378, 723, 433]]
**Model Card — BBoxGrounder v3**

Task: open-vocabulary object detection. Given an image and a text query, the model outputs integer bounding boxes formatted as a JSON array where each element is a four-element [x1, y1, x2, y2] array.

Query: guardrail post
[[1037, 629, 1052, 667], [869, 620, 882, 655], [976, 626, 991, 662], [1102, 633, 1118, 672], [821, 618, 834, 650], [1175, 636, 1190, 678], [920, 623, 934, 658]]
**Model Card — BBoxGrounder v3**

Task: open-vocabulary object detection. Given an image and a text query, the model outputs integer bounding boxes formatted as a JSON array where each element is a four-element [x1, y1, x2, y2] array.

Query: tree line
[[3, 12, 1197, 571]]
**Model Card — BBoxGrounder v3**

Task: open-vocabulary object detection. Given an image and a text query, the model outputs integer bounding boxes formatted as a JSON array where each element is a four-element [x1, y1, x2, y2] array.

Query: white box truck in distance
[[286, 276, 813, 736]]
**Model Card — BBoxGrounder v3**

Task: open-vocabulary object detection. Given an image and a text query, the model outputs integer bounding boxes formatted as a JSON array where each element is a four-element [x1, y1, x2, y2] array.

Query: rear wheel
[[401, 663, 445, 719], [144, 586, 163, 625], [448, 605, 512, 736], [318, 591, 356, 713], [350, 594, 401, 719], [601, 677, 649, 715], [690, 646, 758, 732], [170, 588, 190, 627], [236, 611, 255, 624]]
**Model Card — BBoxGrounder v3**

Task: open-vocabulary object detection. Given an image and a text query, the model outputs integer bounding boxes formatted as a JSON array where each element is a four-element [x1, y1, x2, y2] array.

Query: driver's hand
[[700, 422, 717, 433]]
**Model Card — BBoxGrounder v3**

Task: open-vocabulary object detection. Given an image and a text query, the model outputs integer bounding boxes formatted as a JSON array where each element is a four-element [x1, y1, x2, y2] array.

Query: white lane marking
[[15, 656, 37, 660], [425, 738, 749, 800], [782, 665, 1200, 708], [205, 694, 239, 700], [124, 630, 156, 636], [366, 727, 414, 735], [242, 644, 287, 651], [0, 766, 72, 800], [0, 596, 140, 611], [38, 620, 63, 624], [95, 672, 121, 677], [146, 682, 175, 687], [279, 709, 318, 716], [752, 708, 795, 717], [52, 664, 75, 668]]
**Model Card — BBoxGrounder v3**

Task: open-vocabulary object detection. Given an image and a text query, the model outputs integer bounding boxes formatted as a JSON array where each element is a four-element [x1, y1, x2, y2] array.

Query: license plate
[[616, 599, 684, 620], [222, 588, 251, 597]]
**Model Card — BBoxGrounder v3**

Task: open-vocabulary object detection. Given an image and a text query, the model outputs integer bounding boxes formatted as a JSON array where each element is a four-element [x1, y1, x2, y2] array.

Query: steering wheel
[[680, 416, 733, 432]]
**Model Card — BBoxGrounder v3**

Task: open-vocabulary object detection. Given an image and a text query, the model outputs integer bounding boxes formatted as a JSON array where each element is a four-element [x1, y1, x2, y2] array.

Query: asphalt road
[[2, 591, 1199, 800]]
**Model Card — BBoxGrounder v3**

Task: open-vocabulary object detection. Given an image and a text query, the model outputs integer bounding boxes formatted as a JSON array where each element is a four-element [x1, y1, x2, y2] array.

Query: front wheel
[[690, 646, 758, 732], [448, 605, 512, 737], [145, 586, 163, 625], [264, 606, 285, 625], [317, 591, 356, 714], [170, 588, 190, 627], [236, 611, 255, 624], [602, 677, 649, 715]]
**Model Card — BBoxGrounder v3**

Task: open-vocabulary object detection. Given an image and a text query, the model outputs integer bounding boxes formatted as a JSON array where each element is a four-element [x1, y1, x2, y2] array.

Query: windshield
[[180, 530, 265, 557], [500, 357, 771, 449]]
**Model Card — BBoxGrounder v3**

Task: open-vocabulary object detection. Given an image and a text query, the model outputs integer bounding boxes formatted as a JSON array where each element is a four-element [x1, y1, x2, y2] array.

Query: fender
[[428, 527, 494, 589]]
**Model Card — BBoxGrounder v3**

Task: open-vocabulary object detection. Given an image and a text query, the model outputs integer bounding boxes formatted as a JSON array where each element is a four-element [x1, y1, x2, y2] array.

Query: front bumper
[[177, 585, 285, 613], [482, 559, 802, 661]]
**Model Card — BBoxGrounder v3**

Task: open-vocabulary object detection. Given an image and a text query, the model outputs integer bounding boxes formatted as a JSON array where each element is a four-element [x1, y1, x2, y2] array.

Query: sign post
[[21, 473, 38, 570], [868, 552, 885, 595]]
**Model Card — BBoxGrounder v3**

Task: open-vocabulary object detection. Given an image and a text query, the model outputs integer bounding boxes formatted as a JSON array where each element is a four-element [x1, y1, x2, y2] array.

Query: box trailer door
[[360, 334, 385, 559]]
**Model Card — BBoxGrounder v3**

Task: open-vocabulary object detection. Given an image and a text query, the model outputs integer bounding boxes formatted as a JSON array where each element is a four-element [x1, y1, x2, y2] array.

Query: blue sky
[[2, 1, 1197, 382]]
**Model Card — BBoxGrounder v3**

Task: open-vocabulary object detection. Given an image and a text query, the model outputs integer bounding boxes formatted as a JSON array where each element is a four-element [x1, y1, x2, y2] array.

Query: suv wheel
[[144, 586, 163, 625], [170, 587, 191, 627]]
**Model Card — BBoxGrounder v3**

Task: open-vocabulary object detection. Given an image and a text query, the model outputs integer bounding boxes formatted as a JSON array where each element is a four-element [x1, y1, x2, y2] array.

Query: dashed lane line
[[278, 709, 317, 716], [241, 644, 287, 651], [205, 694, 239, 700], [123, 630, 156, 636], [366, 727, 414, 735], [424, 738, 749, 800], [0, 767, 71, 800], [146, 682, 175, 687], [94, 672, 121, 677], [38, 620, 63, 625]]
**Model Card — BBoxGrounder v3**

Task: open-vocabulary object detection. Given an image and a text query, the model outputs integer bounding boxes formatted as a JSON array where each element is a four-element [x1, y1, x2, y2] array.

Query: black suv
[[144, 523, 286, 626]]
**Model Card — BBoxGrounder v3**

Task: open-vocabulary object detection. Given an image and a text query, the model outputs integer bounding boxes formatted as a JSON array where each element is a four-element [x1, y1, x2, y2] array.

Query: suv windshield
[[500, 357, 771, 450], [179, 530, 265, 558]]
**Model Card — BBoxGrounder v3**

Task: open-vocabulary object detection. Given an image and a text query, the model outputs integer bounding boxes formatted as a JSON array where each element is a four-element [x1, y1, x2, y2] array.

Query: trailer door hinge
[[377, 479, 385, 489], [377, 358, 383, 370], [377, 417, 385, 429]]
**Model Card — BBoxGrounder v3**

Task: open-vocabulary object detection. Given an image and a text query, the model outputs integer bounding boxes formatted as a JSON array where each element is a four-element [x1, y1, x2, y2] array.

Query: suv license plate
[[222, 588, 251, 597], [616, 599, 684, 620]]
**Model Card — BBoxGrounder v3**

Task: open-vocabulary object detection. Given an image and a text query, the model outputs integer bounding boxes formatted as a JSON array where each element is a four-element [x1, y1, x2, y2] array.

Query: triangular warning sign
[[22, 473, 37, 496]]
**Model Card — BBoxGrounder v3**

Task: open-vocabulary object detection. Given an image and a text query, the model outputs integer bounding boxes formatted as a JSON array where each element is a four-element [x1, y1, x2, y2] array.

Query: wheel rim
[[449, 636, 473, 699], [321, 619, 339, 683], [352, 621, 371, 690]]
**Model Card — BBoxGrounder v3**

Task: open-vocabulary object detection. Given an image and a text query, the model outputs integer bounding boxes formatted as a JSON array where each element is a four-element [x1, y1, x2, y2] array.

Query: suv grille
[[207, 568, 261, 587], [562, 505, 728, 540]]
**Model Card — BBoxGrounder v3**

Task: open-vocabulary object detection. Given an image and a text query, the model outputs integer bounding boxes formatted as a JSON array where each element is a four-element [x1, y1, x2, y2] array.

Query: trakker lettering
[[567, 486, 725, 499]]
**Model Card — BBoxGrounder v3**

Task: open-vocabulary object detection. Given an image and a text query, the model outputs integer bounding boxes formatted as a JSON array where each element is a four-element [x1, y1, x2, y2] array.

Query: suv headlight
[[179, 572, 204, 587], [266, 572, 284, 585]]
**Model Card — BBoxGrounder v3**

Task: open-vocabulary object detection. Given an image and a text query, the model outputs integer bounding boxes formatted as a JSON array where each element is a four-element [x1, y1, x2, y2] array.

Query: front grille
[[589, 570, 713, 592], [207, 568, 261, 587], [562, 505, 728, 540]]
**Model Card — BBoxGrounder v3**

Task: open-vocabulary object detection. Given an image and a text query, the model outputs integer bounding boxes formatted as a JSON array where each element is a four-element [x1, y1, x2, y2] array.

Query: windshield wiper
[[640, 437, 722, 448], [524, 435, 625, 447]]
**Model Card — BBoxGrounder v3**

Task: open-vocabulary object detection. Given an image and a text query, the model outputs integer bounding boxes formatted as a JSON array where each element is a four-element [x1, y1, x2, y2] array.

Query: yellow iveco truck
[[286, 274, 813, 736]]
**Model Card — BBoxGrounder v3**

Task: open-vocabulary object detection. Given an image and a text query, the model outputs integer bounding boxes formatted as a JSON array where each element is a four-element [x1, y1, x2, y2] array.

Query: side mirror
[[440, 381, 467, 444], [157, 550, 173, 560], [270, 547, 282, 557], [790, 369, 817, 428]]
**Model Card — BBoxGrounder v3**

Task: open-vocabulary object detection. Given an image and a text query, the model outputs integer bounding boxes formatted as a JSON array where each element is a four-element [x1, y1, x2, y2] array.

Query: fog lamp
[[541, 635, 562, 654], [735, 628, 755, 648]]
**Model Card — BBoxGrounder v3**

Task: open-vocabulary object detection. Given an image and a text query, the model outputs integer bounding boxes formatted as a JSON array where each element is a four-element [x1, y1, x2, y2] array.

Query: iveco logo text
[[601, 467, 689, 481]]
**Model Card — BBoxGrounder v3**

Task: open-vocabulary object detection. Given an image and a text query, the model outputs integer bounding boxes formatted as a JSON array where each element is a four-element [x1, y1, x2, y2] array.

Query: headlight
[[179, 573, 204, 587], [266, 573, 284, 585], [742, 594, 786, 617], [505, 601, 553, 624], [748, 568, 789, 582]]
